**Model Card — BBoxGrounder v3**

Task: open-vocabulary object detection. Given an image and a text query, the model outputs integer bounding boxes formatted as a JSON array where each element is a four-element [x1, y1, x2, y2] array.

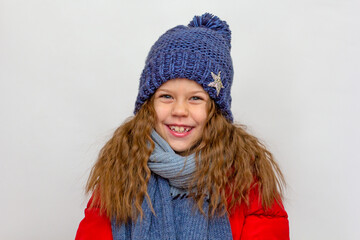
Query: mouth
[[167, 125, 193, 133]]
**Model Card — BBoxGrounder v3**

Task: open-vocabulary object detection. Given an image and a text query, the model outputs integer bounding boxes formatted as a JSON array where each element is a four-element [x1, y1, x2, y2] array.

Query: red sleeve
[[229, 198, 247, 240], [75, 196, 113, 240], [240, 186, 289, 240]]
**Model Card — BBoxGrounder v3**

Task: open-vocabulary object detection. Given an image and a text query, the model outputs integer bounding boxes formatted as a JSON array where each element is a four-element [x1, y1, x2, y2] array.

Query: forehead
[[157, 78, 206, 92]]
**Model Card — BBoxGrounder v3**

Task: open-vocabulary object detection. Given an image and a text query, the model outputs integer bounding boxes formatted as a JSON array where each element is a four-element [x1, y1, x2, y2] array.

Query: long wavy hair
[[86, 95, 285, 223]]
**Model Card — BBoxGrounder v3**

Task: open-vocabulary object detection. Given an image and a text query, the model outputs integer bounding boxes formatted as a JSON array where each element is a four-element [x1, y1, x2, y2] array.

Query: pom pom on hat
[[188, 13, 231, 46]]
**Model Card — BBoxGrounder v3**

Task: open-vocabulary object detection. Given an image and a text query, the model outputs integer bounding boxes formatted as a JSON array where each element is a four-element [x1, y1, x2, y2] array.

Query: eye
[[159, 94, 173, 99], [190, 96, 203, 101]]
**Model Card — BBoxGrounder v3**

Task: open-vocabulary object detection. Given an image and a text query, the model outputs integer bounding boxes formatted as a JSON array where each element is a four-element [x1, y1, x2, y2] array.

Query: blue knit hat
[[134, 13, 234, 122]]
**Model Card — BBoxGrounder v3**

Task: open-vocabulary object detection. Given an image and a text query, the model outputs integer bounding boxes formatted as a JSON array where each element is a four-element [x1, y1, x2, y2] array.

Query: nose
[[171, 100, 189, 117]]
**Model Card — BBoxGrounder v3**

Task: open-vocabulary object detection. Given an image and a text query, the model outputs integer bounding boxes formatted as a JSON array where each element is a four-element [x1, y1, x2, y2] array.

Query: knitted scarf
[[111, 130, 233, 240], [148, 130, 197, 198]]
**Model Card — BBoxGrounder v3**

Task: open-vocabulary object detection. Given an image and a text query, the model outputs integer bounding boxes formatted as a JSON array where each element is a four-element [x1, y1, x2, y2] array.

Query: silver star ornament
[[208, 71, 224, 96]]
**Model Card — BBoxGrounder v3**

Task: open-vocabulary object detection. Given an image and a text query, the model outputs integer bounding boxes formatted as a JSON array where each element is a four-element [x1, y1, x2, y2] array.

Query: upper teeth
[[170, 126, 191, 133]]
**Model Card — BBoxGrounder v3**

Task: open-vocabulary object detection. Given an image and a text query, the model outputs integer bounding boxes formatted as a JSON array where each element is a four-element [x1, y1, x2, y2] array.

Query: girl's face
[[153, 78, 210, 155]]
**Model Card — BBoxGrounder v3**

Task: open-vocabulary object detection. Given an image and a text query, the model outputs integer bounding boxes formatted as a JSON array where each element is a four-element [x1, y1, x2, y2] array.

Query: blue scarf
[[148, 130, 197, 198], [111, 130, 233, 240]]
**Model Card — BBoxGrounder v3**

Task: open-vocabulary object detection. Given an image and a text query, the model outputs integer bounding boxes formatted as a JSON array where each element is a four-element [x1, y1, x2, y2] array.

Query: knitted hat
[[134, 13, 234, 122]]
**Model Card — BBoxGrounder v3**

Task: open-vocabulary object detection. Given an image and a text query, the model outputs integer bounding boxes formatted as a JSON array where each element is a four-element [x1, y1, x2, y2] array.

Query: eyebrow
[[157, 89, 207, 95]]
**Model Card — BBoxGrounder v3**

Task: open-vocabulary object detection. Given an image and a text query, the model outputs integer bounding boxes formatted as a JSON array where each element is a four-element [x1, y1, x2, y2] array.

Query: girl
[[76, 13, 289, 240]]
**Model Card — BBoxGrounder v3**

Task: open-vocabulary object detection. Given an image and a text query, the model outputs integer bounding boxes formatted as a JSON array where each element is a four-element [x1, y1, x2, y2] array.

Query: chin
[[171, 141, 201, 156], [169, 143, 192, 154]]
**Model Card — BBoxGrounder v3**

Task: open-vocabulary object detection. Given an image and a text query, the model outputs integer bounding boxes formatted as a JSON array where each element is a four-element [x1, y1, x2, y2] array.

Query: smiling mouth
[[168, 125, 192, 133]]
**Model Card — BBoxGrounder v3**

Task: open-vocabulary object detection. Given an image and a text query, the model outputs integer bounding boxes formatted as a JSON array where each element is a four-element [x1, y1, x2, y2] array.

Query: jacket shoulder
[[75, 196, 113, 240], [241, 184, 289, 240]]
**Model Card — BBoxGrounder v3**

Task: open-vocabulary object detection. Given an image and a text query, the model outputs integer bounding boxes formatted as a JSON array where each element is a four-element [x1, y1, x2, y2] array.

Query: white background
[[1, 0, 359, 239]]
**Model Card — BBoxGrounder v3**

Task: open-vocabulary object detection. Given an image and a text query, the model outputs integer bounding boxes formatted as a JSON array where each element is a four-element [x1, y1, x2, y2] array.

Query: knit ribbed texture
[[148, 130, 197, 197], [134, 13, 234, 122], [111, 175, 233, 240]]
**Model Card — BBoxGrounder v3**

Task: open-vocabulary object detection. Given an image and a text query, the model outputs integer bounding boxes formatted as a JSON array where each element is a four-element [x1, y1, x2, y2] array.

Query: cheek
[[154, 103, 169, 125], [154, 102, 162, 120], [154, 108, 164, 135], [194, 106, 208, 127]]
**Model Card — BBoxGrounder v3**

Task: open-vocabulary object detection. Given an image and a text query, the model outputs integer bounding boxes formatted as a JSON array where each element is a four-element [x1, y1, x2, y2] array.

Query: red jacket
[[76, 186, 289, 240]]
